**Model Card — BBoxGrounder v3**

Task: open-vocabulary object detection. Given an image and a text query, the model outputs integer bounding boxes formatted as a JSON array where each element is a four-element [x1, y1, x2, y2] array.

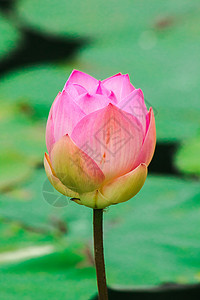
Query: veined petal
[[102, 74, 135, 101], [51, 134, 105, 193], [101, 163, 147, 204], [76, 93, 111, 114], [133, 108, 156, 168], [71, 103, 144, 182], [52, 90, 85, 143], [118, 89, 148, 132], [44, 152, 79, 198], [64, 69, 98, 92]]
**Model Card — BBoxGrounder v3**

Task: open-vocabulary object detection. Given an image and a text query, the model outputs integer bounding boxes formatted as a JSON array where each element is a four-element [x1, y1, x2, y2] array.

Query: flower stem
[[93, 209, 108, 300]]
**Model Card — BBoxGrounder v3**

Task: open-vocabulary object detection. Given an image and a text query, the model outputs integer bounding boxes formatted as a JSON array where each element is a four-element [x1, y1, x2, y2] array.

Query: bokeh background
[[0, 0, 200, 299]]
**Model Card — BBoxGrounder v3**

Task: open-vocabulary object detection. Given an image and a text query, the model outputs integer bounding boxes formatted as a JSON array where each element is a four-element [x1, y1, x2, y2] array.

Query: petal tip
[[137, 88, 144, 97]]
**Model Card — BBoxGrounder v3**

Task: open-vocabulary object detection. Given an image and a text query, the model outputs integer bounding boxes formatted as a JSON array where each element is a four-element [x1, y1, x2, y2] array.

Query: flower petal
[[44, 152, 79, 198], [134, 108, 156, 167], [118, 89, 148, 132], [92, 81, 117, 103], [101, 163, 147, 204], [93, 81, 110, 96], [64, 82, 87, 98], [50, 134, 105, 193], [102, 73, 122, 83], [76, 93, 111, 114], [52, 90, 85, 143], [77, 190, 110, 209], [71, 103, 144, 181], [102, 74, 135, 101], [64, 69, 98, 92], [46, 92, 60, 154]]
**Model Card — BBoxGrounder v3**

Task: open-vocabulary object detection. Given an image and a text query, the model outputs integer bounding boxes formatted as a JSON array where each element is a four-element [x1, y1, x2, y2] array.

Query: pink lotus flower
[[44, 70, 156, 209]]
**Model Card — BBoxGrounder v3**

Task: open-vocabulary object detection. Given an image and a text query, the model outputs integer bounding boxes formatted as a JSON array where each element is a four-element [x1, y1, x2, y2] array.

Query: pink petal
[[76, 93, 112, 114], [71, 103, 144, 181], [64, 70, 98, 92], [46, 91, 85, 154], [102, 73, 122, 82], [93, 81, 110, 96], [46, 92, 60, 154], [64, 82, 87, 99], [102, 74, 135, 102], [51, 134, 105, 193], [133, 108, 156, 168], [117, 89, 148, 132], [91, 81, 117, 103]]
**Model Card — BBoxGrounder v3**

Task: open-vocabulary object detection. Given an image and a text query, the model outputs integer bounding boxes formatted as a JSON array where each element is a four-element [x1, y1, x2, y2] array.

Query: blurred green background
[[0, 0, 200, 299]]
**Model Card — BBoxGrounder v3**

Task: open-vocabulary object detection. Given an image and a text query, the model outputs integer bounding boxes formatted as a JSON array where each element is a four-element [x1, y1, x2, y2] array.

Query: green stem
[[93, 209, 108, 300]]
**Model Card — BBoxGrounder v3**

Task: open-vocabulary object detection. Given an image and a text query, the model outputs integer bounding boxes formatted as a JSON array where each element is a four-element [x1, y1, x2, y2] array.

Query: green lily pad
[[15, 0, 200, 39], [0, 105, 44, 189], [0, 12, 21, 60], [0, 150, 31, 192], [0, 103, 43, 193], [0, 170, 68, 232], [175, 136, 200, 176], [0, 248, 96, 300], [0, 169, 92, 239], [0, 65, 71, 119], [105, 176, 200, 287], [0, 104, 45, 172], [1, 170, 200, 287], [0, 222, 53, 253], [0, 171, 96, 299], [55, 175, 200, 287]]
